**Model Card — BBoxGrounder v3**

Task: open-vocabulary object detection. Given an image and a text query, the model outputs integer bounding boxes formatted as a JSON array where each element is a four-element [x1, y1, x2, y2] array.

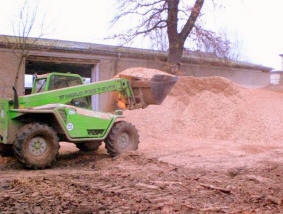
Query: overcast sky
[[0, 0, 282, 69]]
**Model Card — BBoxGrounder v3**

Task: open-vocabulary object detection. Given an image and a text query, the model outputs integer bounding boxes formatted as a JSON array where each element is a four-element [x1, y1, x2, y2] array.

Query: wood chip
[[266, 195, 282, 205], [136, 182, 160, 190], [199, 183, 231, 194]]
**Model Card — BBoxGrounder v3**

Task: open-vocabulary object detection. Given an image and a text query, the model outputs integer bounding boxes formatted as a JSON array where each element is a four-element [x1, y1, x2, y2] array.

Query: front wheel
[[105, 121, 139, 157], [13, 123, 59, 169]]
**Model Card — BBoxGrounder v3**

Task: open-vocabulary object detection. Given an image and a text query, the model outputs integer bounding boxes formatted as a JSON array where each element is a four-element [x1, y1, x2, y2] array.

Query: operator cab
[[32, 72, 91, 109]]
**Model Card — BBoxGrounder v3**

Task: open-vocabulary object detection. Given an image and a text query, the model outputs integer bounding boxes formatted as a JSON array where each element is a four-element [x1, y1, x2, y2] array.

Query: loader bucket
[[119, 74, 178, 108], [144, 74, 178, 105]]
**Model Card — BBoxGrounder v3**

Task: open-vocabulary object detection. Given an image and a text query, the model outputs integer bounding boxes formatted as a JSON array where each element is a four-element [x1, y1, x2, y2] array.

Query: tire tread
[[13, 123, 59, 169], [105, 121, 139, 157]]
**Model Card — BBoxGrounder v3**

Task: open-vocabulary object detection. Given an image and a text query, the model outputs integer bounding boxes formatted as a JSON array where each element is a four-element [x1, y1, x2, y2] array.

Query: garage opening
[[24, 56, 100, 110]]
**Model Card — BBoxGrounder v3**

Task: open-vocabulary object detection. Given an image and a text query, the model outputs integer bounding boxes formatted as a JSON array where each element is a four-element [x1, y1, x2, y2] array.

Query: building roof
[[0, 35, 272, 72]]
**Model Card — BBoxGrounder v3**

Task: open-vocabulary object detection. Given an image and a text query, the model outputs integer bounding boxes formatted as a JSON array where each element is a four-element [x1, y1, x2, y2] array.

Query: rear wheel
[[13, 123, 59, 169], [76, 141, 102, 152], [105, 121, 139, 157]]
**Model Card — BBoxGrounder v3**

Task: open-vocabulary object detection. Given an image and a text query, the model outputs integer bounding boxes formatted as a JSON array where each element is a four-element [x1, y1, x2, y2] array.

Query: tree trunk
[[167, 40, 184, 74], [166, 0, 205, 74], [14, 55, 25, 87]]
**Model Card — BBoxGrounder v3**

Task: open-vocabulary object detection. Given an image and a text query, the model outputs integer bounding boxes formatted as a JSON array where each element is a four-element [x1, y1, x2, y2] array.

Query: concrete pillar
[[91, 63, 100, 110]]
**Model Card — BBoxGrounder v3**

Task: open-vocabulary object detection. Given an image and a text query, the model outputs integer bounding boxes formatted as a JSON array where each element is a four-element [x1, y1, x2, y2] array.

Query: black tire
[[105, 121, 139, 157], [0, 144, 13, 157], [13, 123, 59, 169], [76, 141, 102, 152]]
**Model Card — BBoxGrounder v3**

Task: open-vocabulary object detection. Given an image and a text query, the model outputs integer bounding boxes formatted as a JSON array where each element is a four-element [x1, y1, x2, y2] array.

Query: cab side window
[[49, 75, 91, 109]]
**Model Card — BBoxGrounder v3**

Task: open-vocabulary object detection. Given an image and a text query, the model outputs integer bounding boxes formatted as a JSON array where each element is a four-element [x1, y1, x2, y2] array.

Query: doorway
[[25, 56, 99, 110]]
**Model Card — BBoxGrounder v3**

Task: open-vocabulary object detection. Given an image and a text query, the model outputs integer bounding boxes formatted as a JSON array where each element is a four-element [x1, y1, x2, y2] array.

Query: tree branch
[[180, 0, 204, 43]]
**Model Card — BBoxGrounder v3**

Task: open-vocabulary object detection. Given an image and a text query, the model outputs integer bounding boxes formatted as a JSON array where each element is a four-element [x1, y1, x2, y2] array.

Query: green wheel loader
[[0, 72, 177, 169]]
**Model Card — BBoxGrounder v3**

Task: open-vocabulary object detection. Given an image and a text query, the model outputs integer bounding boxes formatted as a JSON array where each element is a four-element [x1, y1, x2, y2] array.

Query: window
[[49, 75, 83, 90], [35, 78, 47, 93], [270, 73, 280, 85]]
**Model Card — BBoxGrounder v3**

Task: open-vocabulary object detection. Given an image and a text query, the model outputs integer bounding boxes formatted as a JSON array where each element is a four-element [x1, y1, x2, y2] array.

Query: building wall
[[0, 48, 271, 112], [115, 57, 165, 74], [115, 57, 270, 88], [0, 49, 25, 98], [98, 59, 117, 111], [181, 63, 270, 88]]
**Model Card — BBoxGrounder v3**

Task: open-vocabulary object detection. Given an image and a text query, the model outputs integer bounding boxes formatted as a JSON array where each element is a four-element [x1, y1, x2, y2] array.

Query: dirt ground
[[0, 74, 282, 213], [0, 141, 282, 213]]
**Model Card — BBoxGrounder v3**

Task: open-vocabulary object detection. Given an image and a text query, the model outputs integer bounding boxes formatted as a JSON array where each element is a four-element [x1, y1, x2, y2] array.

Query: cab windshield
[[48, 75, 82, 90]]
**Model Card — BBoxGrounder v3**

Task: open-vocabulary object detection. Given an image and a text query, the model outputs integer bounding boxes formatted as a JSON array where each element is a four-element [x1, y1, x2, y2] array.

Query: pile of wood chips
[[123, 68, 283, 143]]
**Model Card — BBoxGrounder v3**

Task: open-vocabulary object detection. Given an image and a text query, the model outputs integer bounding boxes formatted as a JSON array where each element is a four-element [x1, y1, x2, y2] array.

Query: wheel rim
[[117, 132, 130, 149], [29, 137, 48, 156]]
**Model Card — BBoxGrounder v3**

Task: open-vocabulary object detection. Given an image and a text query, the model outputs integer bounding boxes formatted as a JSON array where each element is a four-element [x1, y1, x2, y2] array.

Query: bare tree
[[111, 0, 231, 73], [4, 0, 45, 92], [149, 27, 168, 51]]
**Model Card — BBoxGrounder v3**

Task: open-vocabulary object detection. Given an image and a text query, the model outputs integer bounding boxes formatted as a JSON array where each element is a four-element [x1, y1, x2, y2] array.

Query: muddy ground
[[0, 139, 282, 214]]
